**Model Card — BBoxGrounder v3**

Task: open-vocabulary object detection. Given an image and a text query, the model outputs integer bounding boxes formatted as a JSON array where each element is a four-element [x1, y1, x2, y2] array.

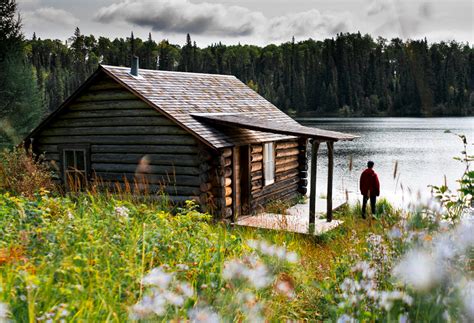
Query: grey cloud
[[23, 7, 79, 27], [267, 9, 351, 40], [419, 2, 432, 18], [95, 0, 263, 37], [94, 0, 350, 41], [367, 0, 390, 16], [369, 1, 435, 39]]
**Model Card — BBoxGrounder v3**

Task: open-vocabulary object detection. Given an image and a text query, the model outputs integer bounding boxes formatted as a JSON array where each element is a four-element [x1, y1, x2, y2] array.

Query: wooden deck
[[235, 197, 345, 235]]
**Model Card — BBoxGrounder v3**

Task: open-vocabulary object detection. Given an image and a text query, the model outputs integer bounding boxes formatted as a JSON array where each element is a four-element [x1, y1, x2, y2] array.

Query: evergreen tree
[[0, 0, 43, 148]]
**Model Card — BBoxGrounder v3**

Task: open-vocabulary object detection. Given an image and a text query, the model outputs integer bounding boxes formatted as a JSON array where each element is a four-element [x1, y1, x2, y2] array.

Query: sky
[[18, 0, 473, 46]]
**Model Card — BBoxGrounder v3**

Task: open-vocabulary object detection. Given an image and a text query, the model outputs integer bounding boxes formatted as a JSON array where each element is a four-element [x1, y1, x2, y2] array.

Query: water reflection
[[300, 117, 474, 207]]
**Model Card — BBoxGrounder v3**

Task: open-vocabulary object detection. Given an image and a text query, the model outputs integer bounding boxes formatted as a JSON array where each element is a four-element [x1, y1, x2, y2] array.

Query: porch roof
[[192, 113, 358, 141]]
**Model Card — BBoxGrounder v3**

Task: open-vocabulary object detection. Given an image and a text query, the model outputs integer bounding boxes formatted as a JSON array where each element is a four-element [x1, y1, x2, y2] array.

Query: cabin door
[[235, 145, 251, 216]]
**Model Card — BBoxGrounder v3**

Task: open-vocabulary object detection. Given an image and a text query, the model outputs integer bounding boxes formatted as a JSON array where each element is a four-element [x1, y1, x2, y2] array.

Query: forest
[[1, 0, 473, 147]]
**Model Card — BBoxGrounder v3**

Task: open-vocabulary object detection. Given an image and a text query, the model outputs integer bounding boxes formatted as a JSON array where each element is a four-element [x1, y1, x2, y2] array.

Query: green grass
[[0, 192, 399, 321]]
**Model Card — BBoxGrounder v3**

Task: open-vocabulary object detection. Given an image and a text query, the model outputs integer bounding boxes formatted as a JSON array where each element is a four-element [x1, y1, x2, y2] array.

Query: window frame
[[59, 144, 90, 188], [263, 142, 275, 186]]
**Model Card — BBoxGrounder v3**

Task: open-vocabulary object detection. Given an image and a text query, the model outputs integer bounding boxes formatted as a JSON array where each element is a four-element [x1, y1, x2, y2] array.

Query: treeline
[[29, 30, 474, 119], [1, 0, 473, 147]]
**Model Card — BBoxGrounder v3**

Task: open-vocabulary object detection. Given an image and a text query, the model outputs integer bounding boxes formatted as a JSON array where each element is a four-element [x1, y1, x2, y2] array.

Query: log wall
[[32, 74, 215, 207], [249, 139, 306, 213]]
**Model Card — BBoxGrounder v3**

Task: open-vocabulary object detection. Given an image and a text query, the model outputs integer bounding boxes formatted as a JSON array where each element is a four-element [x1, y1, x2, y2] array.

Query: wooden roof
[[101, 65, 298, 148], [27, 65, 357, 149], [192, 113, 357, 141]]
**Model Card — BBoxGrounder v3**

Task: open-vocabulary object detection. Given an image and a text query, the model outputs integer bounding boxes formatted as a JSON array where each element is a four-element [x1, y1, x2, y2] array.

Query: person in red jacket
[[359, 161, 380, 219]]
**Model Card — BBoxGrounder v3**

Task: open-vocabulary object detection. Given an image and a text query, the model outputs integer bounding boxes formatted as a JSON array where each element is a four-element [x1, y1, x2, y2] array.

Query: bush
[[0, 146, 55, 198]]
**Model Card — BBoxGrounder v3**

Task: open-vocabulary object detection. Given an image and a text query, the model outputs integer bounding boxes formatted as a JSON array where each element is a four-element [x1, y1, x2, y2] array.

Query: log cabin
[[25, 57, 356, 222]]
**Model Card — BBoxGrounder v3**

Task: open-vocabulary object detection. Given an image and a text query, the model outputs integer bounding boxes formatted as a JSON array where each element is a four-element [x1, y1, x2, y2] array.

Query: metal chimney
[[131, 56, 139, 76]]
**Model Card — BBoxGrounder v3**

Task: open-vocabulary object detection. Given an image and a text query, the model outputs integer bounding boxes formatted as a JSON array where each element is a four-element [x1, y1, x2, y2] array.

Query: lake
[[299, 117, 474, 207]]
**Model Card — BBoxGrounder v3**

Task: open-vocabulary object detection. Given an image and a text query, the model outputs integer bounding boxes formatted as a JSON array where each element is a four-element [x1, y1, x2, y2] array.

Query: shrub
[[0, 146, 55, 198]]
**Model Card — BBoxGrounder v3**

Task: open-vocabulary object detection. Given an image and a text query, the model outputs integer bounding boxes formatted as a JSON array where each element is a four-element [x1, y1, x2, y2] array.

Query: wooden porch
[[194, 113, 358, 228], [235, 197, 346, 235]]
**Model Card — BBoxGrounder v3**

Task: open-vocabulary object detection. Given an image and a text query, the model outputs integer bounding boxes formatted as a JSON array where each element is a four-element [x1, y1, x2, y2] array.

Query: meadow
[[0, 141, 472, 322]]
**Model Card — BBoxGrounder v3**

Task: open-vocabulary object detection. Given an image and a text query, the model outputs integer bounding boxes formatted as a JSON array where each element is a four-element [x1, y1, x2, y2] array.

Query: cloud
[[94, 0, 350, 41], [267, 9, 351, 40], [23, 7, 79, 27], [367, 0, 391, 16], [95, 0, 264, 37], [367, 0, 434, 39]]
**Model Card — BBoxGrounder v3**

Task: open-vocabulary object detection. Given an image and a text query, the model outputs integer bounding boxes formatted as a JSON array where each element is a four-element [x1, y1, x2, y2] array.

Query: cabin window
[[263, 142, 275, 186], [62, 148, 88, 189]]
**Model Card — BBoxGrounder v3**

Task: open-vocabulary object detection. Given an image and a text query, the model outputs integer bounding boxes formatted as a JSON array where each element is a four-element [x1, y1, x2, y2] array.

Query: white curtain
[[263, 142, 275, 185]]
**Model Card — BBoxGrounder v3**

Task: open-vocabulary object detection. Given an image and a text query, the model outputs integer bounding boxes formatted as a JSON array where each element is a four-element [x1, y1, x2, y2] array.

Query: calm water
[[299, 117, 474, 206]]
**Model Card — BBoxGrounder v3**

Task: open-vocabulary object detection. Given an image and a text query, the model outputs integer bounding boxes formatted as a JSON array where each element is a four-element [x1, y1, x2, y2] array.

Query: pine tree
[[0, 0, 43, 148]]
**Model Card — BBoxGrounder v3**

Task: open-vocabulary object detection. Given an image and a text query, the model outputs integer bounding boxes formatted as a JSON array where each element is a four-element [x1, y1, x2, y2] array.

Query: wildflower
[[286, 251, 298, 263], [142, 267, 173, 289], [223, 256, 272, 289], [378, 291, 412, 311], [114, 206, 130, 218], [337, 314, 356, 323], [129, 295, 158, 319], [163, 291, 184, 306], [178, 282, 194, 298], [0, 302, 10, 321], [462, 280, 474, 319], [388, 227, 403, 240], [246, 239, 299, 263], [398, 313, 409, 323], [275, 276, 295, 299], [131, 266, 195, 320], [188, 306, 220, 323], [176, 263, 189, 271], [393, 249, 441, 291], [352, 261, 376, 279], [247, 262, 272, 288]]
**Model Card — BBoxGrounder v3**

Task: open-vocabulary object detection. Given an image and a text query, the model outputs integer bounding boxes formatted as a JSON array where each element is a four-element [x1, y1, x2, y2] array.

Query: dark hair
[[367, 161, 374, 168]]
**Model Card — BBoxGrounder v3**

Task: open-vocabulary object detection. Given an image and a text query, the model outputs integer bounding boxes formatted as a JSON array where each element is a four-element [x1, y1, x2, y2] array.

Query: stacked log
[[250, 139, 302, 210], [205, 147, 233, 219], [298, 138, 309, 195], [250, 144, 264, 193]]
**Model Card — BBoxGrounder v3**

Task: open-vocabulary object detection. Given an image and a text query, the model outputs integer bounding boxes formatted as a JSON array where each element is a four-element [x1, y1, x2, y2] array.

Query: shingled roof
[[101, 65, 298, 149], [27, 64, 356, 149]]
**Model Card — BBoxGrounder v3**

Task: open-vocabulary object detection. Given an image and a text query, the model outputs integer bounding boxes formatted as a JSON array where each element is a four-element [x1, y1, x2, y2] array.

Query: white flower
[[142, 267, 173, 289], [176, 263, 189, 271], [114, 206, 130, 218], [247, 239, 259, 249], [388, 227, 403, 240], [247, 263, 272, 288], [398, 313, 409, 323], [163, 291, 184, 307], [246, 239, 299, 263], [275, 280, 295, 298], [0, 302, 10, 321], [129, 295, 157, 319], [393, 250, 442, 291], [337, 314, 356, 323], [189, 306, 220, 323], [222, 259, 244, 281], [178, 282, 194, 298], [462, 280, 474, 319], [286, 251, 298, 263], [222, 257, 273, 289]]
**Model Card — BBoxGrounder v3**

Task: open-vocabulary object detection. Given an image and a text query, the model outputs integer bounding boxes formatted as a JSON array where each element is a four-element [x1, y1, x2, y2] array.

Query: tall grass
[[0, 190, 399, 321]]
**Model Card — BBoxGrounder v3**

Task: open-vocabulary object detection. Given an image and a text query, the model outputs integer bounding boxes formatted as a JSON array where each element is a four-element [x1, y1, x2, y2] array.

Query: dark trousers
[[362, 195, 377, 218]]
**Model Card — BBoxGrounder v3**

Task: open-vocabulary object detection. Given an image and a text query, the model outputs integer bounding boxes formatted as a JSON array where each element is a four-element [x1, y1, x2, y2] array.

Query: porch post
[[326, 141, 334, 222], [309, 139, 320, 225]]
